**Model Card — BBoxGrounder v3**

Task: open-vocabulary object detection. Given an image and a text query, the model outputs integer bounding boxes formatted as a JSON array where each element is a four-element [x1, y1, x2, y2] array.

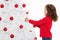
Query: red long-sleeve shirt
[[29, 16, 52, 38]]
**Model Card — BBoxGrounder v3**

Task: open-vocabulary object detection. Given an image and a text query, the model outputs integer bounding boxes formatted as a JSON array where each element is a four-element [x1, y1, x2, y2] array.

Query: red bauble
[[19, 25, 23, 29], [10, 16, 14, 21], [0, 17, 2, 21], [15, 4, 18, 8], [22, 4, 26, 8], [10, 34, 14, 38], [29, 30, 32, 32], [34, 37, 37, 40], [26, 12, 29, 14], [3, 27, 7, 31], [0, 4, 4, 8], [5, 0, 8, 1]]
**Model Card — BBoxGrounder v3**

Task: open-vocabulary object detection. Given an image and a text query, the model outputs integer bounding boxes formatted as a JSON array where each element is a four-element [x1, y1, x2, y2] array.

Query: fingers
[[25, 17, 29, 22]]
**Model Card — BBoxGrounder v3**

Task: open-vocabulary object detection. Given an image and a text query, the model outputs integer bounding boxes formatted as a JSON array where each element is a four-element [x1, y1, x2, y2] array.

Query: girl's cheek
[[44, 10, 47, 15], [44, 9, 48, 15]]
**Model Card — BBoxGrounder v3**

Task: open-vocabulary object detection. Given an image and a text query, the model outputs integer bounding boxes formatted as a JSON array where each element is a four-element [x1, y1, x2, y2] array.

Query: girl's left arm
[[29, 19, 40, 28], [29, 17, 47, 28]]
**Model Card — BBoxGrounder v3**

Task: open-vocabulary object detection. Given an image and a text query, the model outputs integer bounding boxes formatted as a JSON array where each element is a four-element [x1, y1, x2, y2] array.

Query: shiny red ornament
[[0, 4, 4, 8], [3, 27, 7, 31], [0, 17, 2, 21], [10, 34, 14, 38], [19, 25, 23, 29], [15, 4, 18, 8], [10, 16, 14, 21], [22, 4, 26, 8]]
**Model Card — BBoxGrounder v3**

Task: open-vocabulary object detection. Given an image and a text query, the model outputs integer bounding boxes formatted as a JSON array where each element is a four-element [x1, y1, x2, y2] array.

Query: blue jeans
[[42, 38, 52, 40]]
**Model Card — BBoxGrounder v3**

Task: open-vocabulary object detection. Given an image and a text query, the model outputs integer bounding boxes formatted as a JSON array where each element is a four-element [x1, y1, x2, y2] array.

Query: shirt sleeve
[[29, 17, 48, 28], [29, 19, 40, 28]]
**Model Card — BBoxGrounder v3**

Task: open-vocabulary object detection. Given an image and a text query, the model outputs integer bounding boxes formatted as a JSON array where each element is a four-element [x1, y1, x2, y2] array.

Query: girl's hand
[[25, 17, 29, 22], [33, 25, 36, 28]]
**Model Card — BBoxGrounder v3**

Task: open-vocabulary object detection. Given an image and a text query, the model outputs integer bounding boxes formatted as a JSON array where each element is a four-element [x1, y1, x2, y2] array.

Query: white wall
[[26, 0, 60, 40]]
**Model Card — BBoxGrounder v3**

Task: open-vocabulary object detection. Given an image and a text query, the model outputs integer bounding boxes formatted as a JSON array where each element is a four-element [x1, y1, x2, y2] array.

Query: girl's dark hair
[[45, 4, 58, 22]]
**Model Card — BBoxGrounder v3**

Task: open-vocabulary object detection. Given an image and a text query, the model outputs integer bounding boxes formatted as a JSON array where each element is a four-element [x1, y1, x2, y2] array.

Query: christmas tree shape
[[0, 0, 37, 40]]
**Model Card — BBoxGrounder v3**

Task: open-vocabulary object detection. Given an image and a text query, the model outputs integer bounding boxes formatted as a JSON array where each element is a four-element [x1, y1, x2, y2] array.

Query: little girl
[[25, 4, 58, 40]]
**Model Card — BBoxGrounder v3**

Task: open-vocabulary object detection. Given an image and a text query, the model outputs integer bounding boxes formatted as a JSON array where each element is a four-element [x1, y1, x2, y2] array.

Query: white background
[[25, 0, 60, 40]]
